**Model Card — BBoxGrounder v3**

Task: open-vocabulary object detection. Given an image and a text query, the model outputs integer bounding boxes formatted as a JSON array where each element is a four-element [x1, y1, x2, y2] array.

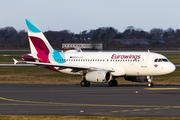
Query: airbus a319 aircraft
[[13, 19, 176, 87]]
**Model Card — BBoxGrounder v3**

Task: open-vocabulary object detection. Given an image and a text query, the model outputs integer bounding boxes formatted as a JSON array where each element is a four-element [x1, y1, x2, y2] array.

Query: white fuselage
[[48, 51, 175, 77]]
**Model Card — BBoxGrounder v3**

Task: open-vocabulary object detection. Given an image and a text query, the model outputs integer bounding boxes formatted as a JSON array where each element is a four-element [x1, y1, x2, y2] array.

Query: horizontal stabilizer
[[3, 55, 39, 60], [13, 58, 26, 65]]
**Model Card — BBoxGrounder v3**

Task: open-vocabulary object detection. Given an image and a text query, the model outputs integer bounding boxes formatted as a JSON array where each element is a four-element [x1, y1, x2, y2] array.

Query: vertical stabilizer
[[25, 19, 54, 54]]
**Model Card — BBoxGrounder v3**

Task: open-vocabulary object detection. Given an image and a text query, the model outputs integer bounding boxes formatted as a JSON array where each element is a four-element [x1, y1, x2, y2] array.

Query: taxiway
[[0, 84, 180, 117]]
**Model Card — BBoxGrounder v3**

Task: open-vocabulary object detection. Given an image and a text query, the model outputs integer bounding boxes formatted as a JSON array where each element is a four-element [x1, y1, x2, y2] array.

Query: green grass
[[0, 66, 82, 84], [0, 66, 179, 85], [0, 115, 180, 120]]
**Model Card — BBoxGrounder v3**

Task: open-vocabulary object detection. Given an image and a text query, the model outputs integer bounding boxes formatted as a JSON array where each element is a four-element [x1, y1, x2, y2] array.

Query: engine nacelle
[[124, 76, 148, 82], [85, 71, 112, 83]]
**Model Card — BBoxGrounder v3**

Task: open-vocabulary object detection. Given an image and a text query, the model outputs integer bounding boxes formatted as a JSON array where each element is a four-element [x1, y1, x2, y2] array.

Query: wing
[[13, 59, 115, 72], [27, 61, 115, 72]]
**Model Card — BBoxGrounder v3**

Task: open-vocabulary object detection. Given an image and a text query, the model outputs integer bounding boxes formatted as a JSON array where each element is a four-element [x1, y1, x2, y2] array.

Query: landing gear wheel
[[80, 80, 90, 87], [86, 81, 90, 87], [80, 80, 86, 87], [108, 80, 118, 87], [148, 82, 154, 87]]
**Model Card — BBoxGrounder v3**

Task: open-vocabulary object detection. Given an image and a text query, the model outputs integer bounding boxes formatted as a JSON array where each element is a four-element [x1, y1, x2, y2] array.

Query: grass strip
[[0, 66, 179, 85]]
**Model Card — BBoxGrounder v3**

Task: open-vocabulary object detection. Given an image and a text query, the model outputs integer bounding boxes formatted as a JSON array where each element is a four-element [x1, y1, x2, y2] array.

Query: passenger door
[[141, 55, 149, 68]]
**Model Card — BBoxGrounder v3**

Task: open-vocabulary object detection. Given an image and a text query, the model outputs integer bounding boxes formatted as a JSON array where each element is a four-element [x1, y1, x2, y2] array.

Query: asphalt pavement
[[0, 84, 180, 117]]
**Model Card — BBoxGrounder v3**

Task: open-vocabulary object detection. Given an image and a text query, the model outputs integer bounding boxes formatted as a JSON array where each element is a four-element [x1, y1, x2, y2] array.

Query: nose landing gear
[[147, 76, 154, 87]]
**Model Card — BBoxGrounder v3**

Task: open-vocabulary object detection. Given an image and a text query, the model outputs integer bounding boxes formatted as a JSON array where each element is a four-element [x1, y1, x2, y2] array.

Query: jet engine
[[85, 71, 112, 83], [124, 76, 148, 82]]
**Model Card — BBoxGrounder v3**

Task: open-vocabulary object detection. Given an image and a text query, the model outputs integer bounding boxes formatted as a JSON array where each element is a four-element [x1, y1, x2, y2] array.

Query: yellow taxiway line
[[145, 88, 180, 90], [0, 96, 166, 108], [1, 96, 180, 113]]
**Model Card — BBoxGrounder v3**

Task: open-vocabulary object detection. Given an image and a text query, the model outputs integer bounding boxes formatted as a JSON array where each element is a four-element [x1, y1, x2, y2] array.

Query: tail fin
[[25, 19, 54, 54]]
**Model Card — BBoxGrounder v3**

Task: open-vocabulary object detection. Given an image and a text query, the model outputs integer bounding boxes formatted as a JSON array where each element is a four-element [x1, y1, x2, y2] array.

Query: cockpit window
[[154, 59, 158, 62], [162, 59, 168, 62], [158, 59, 162, 62], [154, 58, 168, 62]]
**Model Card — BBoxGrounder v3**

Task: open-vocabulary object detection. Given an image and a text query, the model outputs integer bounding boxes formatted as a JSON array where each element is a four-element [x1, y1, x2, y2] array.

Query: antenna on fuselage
[[147, 49, 150, 53]]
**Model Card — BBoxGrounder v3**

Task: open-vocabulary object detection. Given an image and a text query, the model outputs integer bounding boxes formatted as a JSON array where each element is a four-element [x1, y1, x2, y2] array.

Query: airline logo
[[111, 54, 141, 60], [154, 64, 158, 68]]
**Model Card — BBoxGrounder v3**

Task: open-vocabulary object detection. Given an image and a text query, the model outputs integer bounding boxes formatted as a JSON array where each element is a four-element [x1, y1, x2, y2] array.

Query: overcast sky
[[1, 0, 180, 33]]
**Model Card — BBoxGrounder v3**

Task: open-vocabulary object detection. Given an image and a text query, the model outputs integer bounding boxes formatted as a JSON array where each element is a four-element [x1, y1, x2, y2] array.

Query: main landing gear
[[108, 77, 118, 87], [80, 80, 90, 87], [147, 76, 154, 87], [80, 74, 90, 87]]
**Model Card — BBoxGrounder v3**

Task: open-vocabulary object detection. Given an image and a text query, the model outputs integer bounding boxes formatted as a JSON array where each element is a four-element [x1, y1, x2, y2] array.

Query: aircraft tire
[[87, 81, 90, 87], [108, 80, 118, 87], [148, 82, 154, 87], [80, 80, 90, 87]]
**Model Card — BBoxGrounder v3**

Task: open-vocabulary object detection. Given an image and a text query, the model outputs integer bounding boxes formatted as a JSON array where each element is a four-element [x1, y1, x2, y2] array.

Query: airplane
[[12, 19, 176, 87]]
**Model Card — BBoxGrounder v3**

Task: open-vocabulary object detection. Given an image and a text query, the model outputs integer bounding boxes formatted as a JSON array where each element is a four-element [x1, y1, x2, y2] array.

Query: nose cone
[[168, 63, 176, 74]]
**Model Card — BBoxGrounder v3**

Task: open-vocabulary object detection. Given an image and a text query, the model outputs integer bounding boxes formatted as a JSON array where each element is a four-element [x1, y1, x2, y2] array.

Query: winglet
[[13, 58, 18, 65]]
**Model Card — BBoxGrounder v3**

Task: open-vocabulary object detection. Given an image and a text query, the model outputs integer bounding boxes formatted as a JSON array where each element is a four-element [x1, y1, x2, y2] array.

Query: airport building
[[62, 43, 103, 50]]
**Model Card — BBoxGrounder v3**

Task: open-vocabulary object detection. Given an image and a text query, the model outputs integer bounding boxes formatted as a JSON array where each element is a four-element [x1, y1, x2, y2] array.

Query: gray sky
[[1, 0, 180, 33]]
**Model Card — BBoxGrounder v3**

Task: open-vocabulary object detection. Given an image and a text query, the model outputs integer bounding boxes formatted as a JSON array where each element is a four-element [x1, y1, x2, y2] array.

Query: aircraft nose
[[168, 63, 176, 73]]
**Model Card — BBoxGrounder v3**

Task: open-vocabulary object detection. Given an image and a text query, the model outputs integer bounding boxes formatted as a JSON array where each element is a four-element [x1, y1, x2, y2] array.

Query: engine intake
[[85, 71, 112, 83]]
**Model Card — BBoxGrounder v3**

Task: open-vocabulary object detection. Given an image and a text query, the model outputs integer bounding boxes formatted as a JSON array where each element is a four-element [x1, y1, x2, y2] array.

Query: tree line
[[0, 26, 180, 50]]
